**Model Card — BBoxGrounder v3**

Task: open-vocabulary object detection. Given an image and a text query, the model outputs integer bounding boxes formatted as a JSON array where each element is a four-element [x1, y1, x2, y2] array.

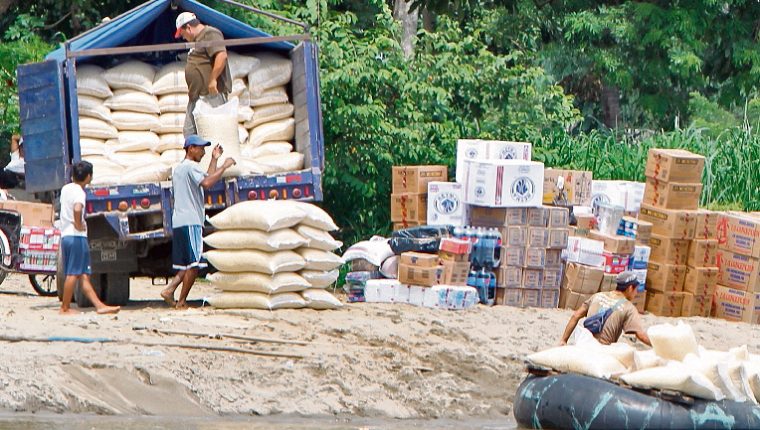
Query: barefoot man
[[161, 135, 235, 309], [59, 161, 120, 315]]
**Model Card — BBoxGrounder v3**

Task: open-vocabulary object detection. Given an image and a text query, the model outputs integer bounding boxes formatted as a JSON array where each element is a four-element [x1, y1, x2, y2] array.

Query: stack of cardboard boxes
[[714, 212, 760, 323], [637, 149, 706, 317], [391, 165, 448, 230], [682, 210, 718, 317], [472, 205, 569, 307]]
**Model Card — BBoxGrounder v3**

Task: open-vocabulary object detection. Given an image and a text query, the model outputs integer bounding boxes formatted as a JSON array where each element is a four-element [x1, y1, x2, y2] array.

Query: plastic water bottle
[[467, 269, 479, 288], [473, 227, 485, 267], [453, 226, 464, 240], [492, 228, 502, 268]]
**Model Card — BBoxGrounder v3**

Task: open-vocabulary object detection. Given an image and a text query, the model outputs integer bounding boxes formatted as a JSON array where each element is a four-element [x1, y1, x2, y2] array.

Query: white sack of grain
[[648, 322, 699, 362], [248, 53, 292, 98], [300, 269, 339, 288], [109, 151, 161, 168], [111, 111, 161, 132], [231, 78, 247, 98], [158, 93, 190, 113], [244, 103, 294, 129], [193, 97, 243, 177], [207, 291, 305, 310], [76, 65, 112, 98], [120, 163, 171, 184], [115, 131, 159, 152], [296, 225, 342, 251], [238, 125, 249, 145], [79, 117, 118, 140], [621, 363, 725, 401], [238, 105, 254, 123], [152, 62, 188, 95], [80, 138, 107, 156], [157, 133, 184, 152], [209, 200, 306, 231], [249, 86, 289, 107], [158, 113, 186, 134], [77, 95, 112, 123], [241, 142, 292, 159], [293, 202, 340, 231], [301, 289, 342, 310], [85, 156, 125, 185], [227, 52, 260, 80], [203, 228, 307, 251], [160, 149, 185, 165], [247, 117, 295, 147], [105, 90, 160, 114], [297, 248, 344, 271], [207, 271, 310, 294], [204, 249, 305, 274], [104, 61, 156, 93], [253, 152, 304, 174]]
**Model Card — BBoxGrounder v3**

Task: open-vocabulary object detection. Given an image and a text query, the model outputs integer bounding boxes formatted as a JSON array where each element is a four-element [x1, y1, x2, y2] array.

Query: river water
[[0, 413, 519, 429]]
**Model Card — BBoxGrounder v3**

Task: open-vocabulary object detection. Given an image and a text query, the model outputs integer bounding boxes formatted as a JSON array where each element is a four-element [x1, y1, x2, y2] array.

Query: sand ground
[[0, 273, 758, 419]]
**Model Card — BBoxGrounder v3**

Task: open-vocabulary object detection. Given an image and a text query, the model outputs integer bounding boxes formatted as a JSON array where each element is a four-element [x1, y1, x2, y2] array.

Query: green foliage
[[687, 92, 740, 138]]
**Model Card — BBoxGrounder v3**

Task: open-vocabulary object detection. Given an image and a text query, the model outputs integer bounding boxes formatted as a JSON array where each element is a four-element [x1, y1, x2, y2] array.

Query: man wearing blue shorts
[[161, 135, 235, 309], [59, 161, 120, 315]]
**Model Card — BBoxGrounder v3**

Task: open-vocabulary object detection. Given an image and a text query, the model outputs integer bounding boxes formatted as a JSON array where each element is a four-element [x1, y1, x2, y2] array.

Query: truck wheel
[[29, 274, 57, 297], [74, 275, 102, 308], [101, 273, 130, 306]]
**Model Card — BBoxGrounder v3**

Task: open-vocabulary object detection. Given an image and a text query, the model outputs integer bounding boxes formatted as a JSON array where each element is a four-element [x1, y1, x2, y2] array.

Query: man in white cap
[[559, 271, 651, 346], [174, 12, 232, 137]]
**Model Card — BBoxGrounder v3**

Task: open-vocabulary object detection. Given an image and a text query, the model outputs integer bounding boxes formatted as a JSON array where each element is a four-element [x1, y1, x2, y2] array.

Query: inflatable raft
[[514, 373, 760, 429]]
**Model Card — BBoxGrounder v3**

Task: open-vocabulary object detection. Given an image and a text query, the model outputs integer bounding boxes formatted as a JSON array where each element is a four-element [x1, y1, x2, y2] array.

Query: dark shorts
[[62, 236, 91, 276], [172, 225, 207, 271]]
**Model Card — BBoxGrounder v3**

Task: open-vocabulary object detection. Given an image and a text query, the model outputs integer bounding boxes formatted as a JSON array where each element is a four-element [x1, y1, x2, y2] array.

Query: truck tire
[[101, 273, 130, 306], [74, 275, 102, 308]]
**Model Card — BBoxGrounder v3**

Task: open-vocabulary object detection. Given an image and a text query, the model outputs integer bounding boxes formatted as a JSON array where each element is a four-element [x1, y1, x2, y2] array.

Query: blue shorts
[[62, 236, 91, 276], [172, 225, 207, 271]]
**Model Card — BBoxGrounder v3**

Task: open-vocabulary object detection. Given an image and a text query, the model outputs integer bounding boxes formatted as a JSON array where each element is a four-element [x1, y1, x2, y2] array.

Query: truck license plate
[[101, 250, 117, 261]]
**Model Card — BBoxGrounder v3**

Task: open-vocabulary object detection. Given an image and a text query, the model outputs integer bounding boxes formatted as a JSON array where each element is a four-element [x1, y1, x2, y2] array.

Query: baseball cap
[[183, 134, 211, 149], [616, 271, 639, 288], [175, 12, 197, 38]]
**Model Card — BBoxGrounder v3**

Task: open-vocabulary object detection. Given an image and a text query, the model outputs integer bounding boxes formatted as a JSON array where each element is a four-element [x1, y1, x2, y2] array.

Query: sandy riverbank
[[0, 273, 758, 419]]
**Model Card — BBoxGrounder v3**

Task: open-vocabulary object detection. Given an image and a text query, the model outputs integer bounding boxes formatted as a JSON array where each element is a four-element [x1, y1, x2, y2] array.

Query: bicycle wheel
[[29, 273, 57, 297]]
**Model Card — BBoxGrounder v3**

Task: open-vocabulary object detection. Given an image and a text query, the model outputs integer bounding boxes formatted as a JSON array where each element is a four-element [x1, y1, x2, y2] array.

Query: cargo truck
[[16, 0, 324, 305]]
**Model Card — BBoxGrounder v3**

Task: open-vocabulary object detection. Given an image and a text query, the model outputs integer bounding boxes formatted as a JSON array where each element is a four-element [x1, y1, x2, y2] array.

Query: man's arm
[[73, 203, 86, 232], [560, 306, 588, 345], [200, 158, 235, 189], [207, 51, 228, 95], [634, 330, 651, 346]]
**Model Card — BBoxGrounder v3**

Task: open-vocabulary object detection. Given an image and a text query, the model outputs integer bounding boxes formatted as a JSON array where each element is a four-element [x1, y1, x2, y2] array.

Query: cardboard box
[[559, 288, 593, 310], [397, 263, 444, 287], [527, 227, 549, 248], [455, 140, 489, 183], [646, 290, 686, 317], [427, 182, 469, 227], [713, 285, 760, 323], [575, 213, 596, 230], [543, 169, 593, 206], [565, 237, 605, 267], [548, 228, 570, 249], [687, 239, 718, 268], [589, 231, 635, 255], [502, 246, 526, 267], [392, 165, 448, 194], [630, 292, 646, 314], [638, 204, 697, 239], [602, 253, 631, 274], [541, 288, 560, 308], [691, 294, 713, 318], [441, 260, 470, 286], [631, 269, 647, 289], [393, 221, 423, 231], [545, 249, 562, 268], [626, 182, 646, 213], [400, 252, 439, 268], [499, 287, 523, 306], [524, 247, 546, 269], [681, 292, 695, 317], [646, 261, 687, 292], [645, 148, 705, 183], [629, 245, 651, 270], [439, 250, 469, 263], [563, 262, 604, 294], [497, 266, 522, 288], [500, 226, 527, 247], [695, 209, 717, 240], [391, 193, 428, 222], [523, 269, 543, 288], [543, 268, 563, 289], [439, 237, 471, 256], [716, 249, 760, 292], [600, 273, 617, 292], [591, 181, 628, 211], [618, 216, 652, 242], [716, 212, 760, 259], [684, 266, 718, 297], [527, 206, 549, 227], [463, 159, 545, 208], [642, 179, 703, 210], [470, 206, 527, 227], [522, 288, 541, 307], [487, 140, 532, 161], [648, 234, 690, 265], [0, 201, 54, 227]]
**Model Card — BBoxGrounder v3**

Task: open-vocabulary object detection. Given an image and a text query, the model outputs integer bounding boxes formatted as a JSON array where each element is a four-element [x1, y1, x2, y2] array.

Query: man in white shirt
[[59, 161, 120, 315], [0, 135, 25, 189]]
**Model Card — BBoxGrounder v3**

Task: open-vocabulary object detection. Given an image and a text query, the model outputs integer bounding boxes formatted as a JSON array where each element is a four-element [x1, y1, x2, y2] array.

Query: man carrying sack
[[560, 271, 651, 346], [174, 11, 232, 136]]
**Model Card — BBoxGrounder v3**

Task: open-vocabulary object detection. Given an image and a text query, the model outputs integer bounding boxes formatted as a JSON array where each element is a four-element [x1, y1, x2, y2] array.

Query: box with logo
[[524, 247, 546, 269], [527, 227, 549, 248], [400, 252, 439, 267], [565, 237, 605, 267], [391, 193, 428, 222], [576, 213, 596, 230], [541, 288, 560, 308], [438, 237, 471, 258], [393, 221, 423, 231], [497, 266, 522, 288], [487, 140, 533, 161], [716, 249, 760, 292], [713, 285, 760, 324], [527, 206, 549, 227], [441, 260, 470, 286], [502, 246, 526, 267], [463, 159, 545, 208], [638, 204, 697, 239], [548, 228, 570, 249], [691, 294, 713, 318], [543, 169, 593, 206], [629, 245, 651, 270], [543, 268, 563, 289], [563, 262, 604, 294], [427, 182, 469, 227], [19, 227, 60, 251], [642, 179, 703, 210], [591, 180, 628, 211], [589, 231, 635, 255], [646, 290, 686, 317], [648, 234, 690, 265], [602, 253, 631, 274], [645, 148, 705, 183], [631, 269, 647, 289], [0, 201, 54, 228], [625, 182, 646, 213], [470, 206, 527, 227], [520, 288, 540, 307], [599, 273, 617, 292], [523, 269, 543, 288], [499, 226, 527, 247], [455, 139, 489, 183], [646, 261, 687, 292], [687, 239, 717, 267], [618, 216, 653, 242], [716, 212, 760, 259], [684, 266, 718, 297], [502, 288, 524, 306], [545, 249, 562, 268], [695, 209, 717, 240], [392, 165, 448, 194], [398, 263, 444, 287]]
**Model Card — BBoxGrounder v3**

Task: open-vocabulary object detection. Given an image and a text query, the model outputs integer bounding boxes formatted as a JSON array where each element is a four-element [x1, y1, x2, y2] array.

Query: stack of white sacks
[[204, 200, 343, 310], [75, 51, 303, 186], [527, 322, 760, 403]]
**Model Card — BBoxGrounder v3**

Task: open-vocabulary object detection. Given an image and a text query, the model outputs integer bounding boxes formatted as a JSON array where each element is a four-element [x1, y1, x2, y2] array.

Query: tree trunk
[[601, 84, 621, 128], [421, 7, 435, 32], [393, 0, 419, 59], [0, 0, 18, 16]]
